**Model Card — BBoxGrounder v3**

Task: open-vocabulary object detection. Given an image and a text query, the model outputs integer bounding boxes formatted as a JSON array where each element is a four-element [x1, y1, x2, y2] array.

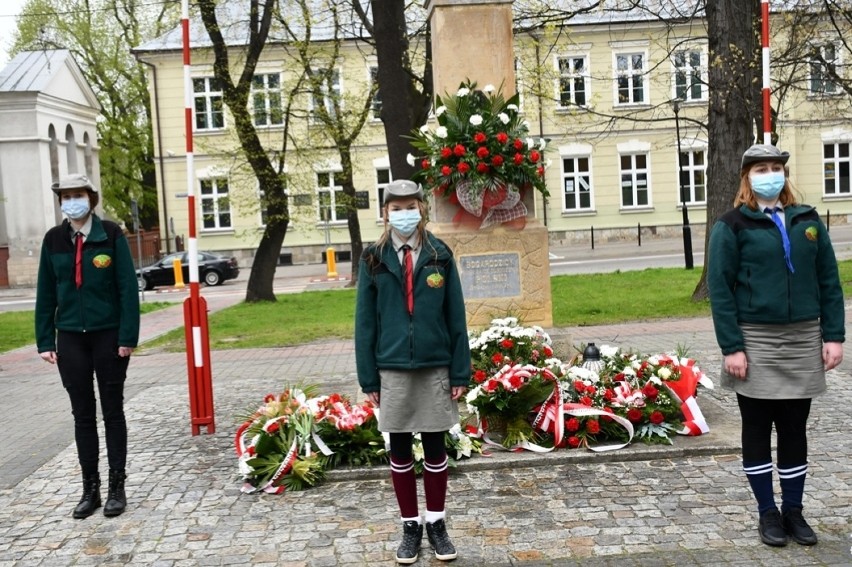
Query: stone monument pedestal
[[431, 194, 553, 329]]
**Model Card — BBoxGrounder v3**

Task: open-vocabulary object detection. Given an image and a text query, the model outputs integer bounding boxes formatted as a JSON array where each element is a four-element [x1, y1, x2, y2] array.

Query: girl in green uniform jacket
[[708, 144, 844, 548]]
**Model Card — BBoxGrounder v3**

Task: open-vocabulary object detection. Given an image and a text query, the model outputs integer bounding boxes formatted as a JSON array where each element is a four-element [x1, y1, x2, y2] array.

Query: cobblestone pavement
[[1, 307, 852, 566]]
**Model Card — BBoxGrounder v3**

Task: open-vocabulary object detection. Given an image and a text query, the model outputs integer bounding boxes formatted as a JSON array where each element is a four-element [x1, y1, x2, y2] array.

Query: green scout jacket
[[35, 215, 140, 352], [354, 233, 471, 393], [707, 204, 845, 355]]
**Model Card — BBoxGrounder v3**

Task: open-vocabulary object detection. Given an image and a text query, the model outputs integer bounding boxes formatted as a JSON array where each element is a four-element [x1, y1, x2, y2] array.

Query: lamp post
[[672, 99, 694, 270]]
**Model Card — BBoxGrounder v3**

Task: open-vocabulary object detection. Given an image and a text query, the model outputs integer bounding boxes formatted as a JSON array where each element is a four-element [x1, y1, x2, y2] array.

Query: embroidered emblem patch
[[92, 254, 112, 268], [426, 273, 444, 288], [805, 226, 818, 241]]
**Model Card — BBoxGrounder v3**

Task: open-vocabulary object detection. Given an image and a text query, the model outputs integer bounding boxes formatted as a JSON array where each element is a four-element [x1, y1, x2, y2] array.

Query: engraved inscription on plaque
[[458, 253, 521, 299]]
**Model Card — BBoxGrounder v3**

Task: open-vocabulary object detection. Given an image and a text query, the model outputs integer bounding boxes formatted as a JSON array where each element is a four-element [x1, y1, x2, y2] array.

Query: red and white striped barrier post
[[181, 0, 215, 435], [761, 0, 772, 144]]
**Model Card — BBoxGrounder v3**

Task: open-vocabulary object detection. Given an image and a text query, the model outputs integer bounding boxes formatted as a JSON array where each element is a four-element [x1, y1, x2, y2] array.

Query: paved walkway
[[2, 246, 852, 565]]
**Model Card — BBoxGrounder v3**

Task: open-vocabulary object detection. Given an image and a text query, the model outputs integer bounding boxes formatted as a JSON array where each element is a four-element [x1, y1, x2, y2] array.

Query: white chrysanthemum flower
[[622, 367, 637, 376], [600, 345, 619, 358], [649, 376, 662, 385], [238, 457, 254, 476], [436, 105, 447, 116], [658, 367, 672, 380], [436, 126, 448, 139], [406, 153, 415, 166], [419, 124, 430, 133], [465, 386, 481, 404], [457, 435, 473, 458], [483, 84, 496, 93], [448, 423, 462, 437], [457, 87, 470, 97], [470, 114, 483, 126], [498, 113, 510, 125], [525, 136, 534, 148], [507, 104, 519, 112]]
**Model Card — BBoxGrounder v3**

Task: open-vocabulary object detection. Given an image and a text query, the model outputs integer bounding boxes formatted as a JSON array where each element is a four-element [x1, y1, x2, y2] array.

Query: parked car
[[137, 251, 239, 291]]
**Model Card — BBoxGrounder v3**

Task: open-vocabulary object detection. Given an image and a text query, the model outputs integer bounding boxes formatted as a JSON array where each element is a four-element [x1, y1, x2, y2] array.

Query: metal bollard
[[173, 258, 185, 288], [326, 247, 338, 278]]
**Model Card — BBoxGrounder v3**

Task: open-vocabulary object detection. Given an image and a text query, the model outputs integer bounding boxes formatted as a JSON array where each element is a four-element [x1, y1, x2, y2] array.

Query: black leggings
[[57, 328, 130, 474], [389, 431, 446, 462], [737, 394, 810, 464]]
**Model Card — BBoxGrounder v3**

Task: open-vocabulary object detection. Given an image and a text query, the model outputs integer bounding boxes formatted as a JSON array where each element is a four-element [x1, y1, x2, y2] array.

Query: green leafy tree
[[11, 0, 179, 229], [197, 0, 294, 302]]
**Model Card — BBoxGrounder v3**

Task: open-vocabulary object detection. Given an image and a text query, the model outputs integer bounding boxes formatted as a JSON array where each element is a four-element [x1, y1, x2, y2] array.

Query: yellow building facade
[[134, 5, 852, 267]]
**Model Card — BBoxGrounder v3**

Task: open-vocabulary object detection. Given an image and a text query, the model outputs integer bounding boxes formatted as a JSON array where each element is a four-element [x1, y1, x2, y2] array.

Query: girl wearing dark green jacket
[[708, 144, 844, 548], [355, 179, 469, 564], [35, 174, 139, 520]]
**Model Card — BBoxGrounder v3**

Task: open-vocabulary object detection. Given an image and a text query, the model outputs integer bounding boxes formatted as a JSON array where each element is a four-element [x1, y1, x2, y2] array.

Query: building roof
[[0, 49, 101, 110], [0, 49, 71, 93], [133, 1, 399, 54]]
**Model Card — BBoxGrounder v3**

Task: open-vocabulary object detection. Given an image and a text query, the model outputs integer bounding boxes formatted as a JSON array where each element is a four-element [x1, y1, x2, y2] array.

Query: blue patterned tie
[[764, 207, 795, 273]]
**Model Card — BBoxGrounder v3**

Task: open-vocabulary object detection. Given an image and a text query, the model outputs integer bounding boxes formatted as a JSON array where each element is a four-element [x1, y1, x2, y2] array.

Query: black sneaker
[[395, 520, 422, 564], [782, 508, 818, 546], [426, 518, 458, 561], [758, 509, 788, 547]]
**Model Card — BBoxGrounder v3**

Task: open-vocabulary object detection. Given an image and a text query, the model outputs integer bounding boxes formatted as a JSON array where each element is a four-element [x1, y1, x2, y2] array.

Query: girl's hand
[[118, 346, 134, 357], [40, 351, 57, 364], [823, 341, 843, 371], [366, 391, 380, 407], [724, 351, 748, 380], [451, 386, 467, 400]]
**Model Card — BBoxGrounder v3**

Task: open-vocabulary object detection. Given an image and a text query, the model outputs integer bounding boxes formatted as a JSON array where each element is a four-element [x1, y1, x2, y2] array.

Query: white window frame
[[199, 177, 231, 230], [374, 163, 392, 220], [559, 143, 594, 213], [617, 141, 652, 209], [808, 42, 841, 96], [613, 50, 648, 106], [822, 135, 852, 197], [556, 54, 590, 108], [316, 170, 347, 223], [309, 68, 342, 123], [193, 77, 225, 131], [676, 143, 708, 206], [251, 73, 283, 127], [368, 65, 382, 121], [672, 47, 707, 102]]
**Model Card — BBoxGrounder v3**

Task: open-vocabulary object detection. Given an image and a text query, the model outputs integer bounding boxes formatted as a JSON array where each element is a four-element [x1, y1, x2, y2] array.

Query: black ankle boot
[[103, 470, 127, 517], [73, 472, 101, 519]]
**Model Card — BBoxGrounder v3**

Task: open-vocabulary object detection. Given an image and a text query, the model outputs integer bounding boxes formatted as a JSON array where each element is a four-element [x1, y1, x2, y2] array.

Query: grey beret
[[741, 144, 790, 169], [51, 173, 97, 195], [383, 179, 423, 204]]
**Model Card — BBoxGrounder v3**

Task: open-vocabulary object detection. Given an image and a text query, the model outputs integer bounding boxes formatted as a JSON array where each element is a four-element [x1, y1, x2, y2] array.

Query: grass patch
[[551, 268, 711, 326], [0, 301, 174, 354], [143, 289, 357, 352]]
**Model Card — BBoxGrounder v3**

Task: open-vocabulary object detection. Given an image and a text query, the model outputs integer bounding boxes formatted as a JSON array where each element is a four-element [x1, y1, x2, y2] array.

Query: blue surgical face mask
[[61, 197, 91, 220], [749, 171, 786, 200], [388, 209, 421, 237]]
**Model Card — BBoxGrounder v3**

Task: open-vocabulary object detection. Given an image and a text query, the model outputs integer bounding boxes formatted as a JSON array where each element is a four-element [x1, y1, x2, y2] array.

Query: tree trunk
[[694, 0, 762, 301], [246, 220, 288, 302], [338, 146, 364, 286], [199, 0, 289, 303], [370, 0, 432, 181]]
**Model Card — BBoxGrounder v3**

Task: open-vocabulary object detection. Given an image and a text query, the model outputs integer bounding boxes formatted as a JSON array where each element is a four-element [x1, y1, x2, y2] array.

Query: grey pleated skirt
[[378, 366, 459, 433], [721, 319, 826, 399]]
